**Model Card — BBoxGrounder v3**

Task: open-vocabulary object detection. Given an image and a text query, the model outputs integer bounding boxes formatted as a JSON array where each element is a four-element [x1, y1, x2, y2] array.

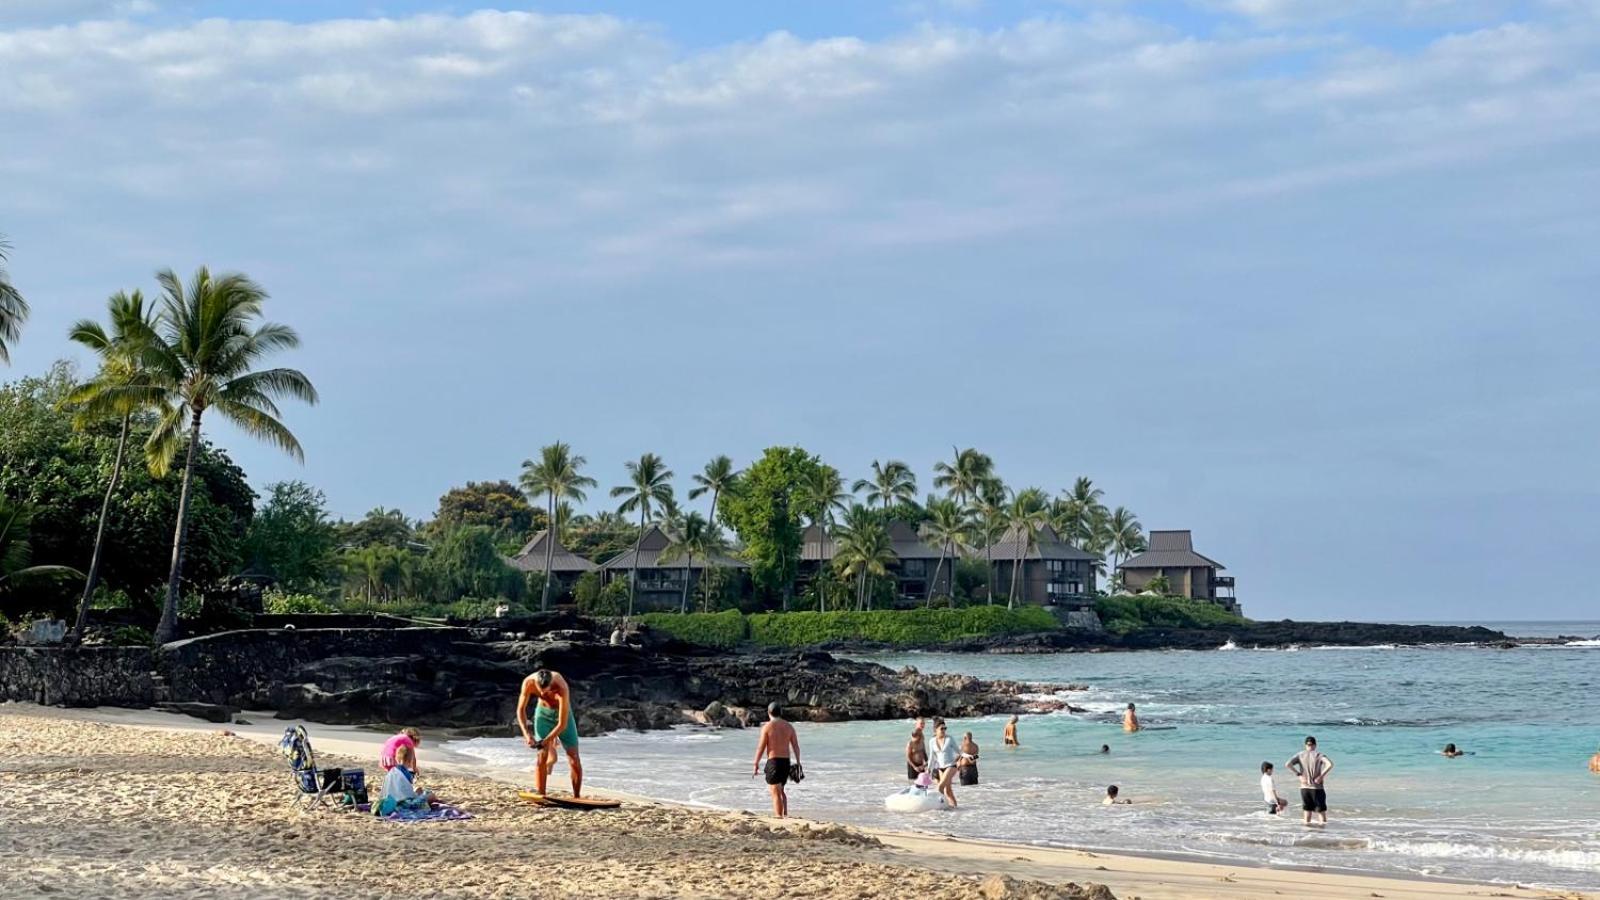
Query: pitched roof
[[1118, 530, 1224, 570], [802, 521, 947, 561], [507, 530, 598, 573], [984, 524, 1100, 562], [600, 525, 749, 570]]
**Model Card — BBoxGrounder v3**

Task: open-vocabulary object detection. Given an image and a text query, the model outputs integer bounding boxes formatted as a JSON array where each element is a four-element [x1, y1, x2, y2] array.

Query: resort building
[[1117, 530, 1239, 612], [600, 524, 749, 611], [799, 521, 954, 603], [983, 524, 1100, 608], [506, 529, 598, 596]]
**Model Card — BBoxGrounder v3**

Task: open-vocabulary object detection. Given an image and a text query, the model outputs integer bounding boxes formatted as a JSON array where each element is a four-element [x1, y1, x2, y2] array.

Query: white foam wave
[[1369, 838, 1600, 872], [1218, 639, 1239, 651], [1563, 639, 1600, 647]]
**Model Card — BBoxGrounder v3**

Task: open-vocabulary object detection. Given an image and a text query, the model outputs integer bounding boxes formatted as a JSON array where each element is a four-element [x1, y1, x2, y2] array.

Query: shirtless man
[[1003, 714, 1020, 747], [1589, 746, 1600, 774], [517, 668, 583, 798], [753, 702, 801, 817], [1122, 703, 1141, 733], [906, 724, 928, 781]]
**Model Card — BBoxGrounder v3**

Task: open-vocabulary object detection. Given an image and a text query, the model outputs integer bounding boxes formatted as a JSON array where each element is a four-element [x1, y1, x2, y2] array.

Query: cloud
[[0, 0, 155, 26]]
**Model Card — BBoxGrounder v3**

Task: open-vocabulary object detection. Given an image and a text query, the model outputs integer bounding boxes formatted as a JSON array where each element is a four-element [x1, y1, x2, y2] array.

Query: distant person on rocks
[[517, 668, 583, 798], [1260, 762, 1287, 814], [1123, 703, 1141, 733], [609, 625, 625, 646], [1003, 714, 1020, 747], [1103, 785, 1131, 805], [1286, 736, 1333, 826], [380, 727, 421, 774], [927, 720, 960, 808], [906, 724, 928, 782], [753, 702, 801, 818], [958, 731, 980, 786]]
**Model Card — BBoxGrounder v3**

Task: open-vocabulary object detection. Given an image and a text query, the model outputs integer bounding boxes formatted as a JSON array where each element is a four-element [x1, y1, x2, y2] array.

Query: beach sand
[[0, 705, 1589, 900]]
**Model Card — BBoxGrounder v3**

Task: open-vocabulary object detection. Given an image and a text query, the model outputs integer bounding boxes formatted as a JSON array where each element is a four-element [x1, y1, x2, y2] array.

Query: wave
[[1368, 838, 1600, 873], [1563, 639, 1600, 647], [1218, 639, 1239, 651]]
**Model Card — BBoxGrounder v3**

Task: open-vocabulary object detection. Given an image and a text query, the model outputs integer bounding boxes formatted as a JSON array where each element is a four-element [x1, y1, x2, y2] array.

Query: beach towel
[[382, 802, 472, 823]]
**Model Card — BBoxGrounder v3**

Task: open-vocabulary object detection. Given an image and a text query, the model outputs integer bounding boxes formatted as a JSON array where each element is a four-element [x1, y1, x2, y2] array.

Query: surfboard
[[518, 790, 622, 810]]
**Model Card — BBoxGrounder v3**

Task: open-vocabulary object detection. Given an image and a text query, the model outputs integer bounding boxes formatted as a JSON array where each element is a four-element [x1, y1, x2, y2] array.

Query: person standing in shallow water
[[1003, 714, 1020, 747], [753, 702, 800, 818], [1122, 703, 1140, 733], [927, 720, 959, 808], [1286, 735, 1334, 826], [906, 724, 928, 782], [958, 731, 980, 786]]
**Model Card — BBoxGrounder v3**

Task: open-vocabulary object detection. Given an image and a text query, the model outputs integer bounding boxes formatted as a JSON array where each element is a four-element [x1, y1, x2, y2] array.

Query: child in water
[[1260, 762, 1287, 814], [1103, 785, 1131, 805]]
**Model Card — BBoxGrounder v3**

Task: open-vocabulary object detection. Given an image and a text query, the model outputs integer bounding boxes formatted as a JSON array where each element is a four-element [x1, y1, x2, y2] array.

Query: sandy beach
[[1, 705, 1590, 900]]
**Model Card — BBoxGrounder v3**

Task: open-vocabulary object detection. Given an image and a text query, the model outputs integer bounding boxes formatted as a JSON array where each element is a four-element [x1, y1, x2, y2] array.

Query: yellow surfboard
[[518, 790, 621, 810]]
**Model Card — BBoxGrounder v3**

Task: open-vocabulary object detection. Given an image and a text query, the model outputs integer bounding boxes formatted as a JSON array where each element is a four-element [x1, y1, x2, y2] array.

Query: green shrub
[[1094, 595, 1246, 635], [90, 588, 134, 610], [638, 609, 748, 648], [749, 606, 1058, 647], [107, 625, 153, 647], [576, 578, 628, 617], [262, 590, 334, 615], [445, 598, 532, 620], [572, 572, 603, 611]]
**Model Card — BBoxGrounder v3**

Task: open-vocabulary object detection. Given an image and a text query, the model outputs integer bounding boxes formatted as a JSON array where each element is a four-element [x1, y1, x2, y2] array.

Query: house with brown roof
[[983, 524, 1100, 608], [600, 524, 749, 611], [1117, 530, 1238, 613], [799, 521, 954, 603], [506, 530, 597, 598]]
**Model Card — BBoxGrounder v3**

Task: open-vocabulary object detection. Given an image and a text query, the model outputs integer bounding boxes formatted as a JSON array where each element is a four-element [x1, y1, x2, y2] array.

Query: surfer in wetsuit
[[753, 702, 800, 818], [517, 668, 583, 798]]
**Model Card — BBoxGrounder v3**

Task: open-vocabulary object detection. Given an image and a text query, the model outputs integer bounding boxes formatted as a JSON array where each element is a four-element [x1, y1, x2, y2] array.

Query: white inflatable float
[[884, 787, 947, 813]]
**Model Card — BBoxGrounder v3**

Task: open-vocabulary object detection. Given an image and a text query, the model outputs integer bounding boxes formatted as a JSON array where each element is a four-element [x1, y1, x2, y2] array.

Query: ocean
[[449, 621, 1600, 891]]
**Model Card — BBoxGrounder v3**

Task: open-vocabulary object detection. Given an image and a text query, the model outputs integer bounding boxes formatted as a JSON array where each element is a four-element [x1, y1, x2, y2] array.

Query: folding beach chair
[[278, 725, 368, 812]]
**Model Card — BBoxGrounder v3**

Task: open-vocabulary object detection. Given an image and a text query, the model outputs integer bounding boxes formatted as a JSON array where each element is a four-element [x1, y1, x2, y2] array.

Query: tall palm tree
[[611, 453, 674, 618], [854, 459, 916, 513], [657, 511, 721, 613], [1104, 506, 1145, 591], [919, 495, 966, 606], [1052, 476, 1107, 548], [973, 476, 1008, 604], [520, 442, 598, 611], [0, 237, 29, 365], [125, 267, 317, 644], [688, 455, 738, 526], [833, 505, 895, 610], [1004, 487, 1050, 609], [63, 290, 160, 641], [932, 447, 994, 511], [797, 464, 850, 612]]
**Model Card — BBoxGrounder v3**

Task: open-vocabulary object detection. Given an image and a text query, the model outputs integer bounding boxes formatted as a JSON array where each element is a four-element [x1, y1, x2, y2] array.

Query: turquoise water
[[452, 624, 1600, 890]]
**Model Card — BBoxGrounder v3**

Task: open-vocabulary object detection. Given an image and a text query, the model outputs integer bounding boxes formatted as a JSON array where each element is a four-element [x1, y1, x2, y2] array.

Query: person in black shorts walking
[[752, 702, 800, 818], [1286, 735, 1334, 826]]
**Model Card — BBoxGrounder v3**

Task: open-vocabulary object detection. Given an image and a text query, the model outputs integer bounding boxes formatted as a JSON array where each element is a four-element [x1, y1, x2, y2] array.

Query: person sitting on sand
[[380, 727, 421, 773], [927, 720, 959, 809], [753, 702, 801, 818], [1287, 735, 1333, 827], [1441, 743, 1468, 758], [906, 724, 928, 782], [517, 668, 584, 799], [957, 731, 980, 786], [1260, 762, 1287, 814], [1122, 703, 1140, 733], [1003, 714, 1019, 747], [378, 743, 434, 814], [1103, 785, 1131, 806]]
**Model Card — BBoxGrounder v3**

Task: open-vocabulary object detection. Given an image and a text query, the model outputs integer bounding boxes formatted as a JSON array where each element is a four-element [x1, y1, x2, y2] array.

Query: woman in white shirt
[[926, 720, 960, 808]]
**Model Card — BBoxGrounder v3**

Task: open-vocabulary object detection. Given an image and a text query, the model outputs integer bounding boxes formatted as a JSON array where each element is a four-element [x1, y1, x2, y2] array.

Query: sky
[[2, 1, 1598, 621]]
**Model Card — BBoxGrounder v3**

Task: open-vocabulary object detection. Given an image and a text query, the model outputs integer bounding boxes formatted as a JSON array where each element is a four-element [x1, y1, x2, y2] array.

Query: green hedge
[[1094, 595, 1247, 634], [637, 609, 748, 648], [641, 606, 1059, 649]]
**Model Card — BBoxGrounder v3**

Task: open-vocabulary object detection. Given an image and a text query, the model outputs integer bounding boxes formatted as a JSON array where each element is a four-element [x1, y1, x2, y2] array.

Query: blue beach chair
[[278, 725, 367, 811]]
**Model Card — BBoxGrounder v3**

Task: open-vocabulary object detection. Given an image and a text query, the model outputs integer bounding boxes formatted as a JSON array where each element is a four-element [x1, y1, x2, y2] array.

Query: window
[[903, 559, 927, 577], [1046, 560, 1065, 574]]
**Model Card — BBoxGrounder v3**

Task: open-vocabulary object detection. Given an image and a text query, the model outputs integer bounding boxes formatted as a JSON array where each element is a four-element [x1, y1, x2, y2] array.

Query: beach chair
[[278, 725, 367, 812]]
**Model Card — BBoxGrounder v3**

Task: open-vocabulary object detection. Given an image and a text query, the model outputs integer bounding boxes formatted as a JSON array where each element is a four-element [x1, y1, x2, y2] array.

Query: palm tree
[[833, 506, 896, 611], [854, 459, 916, 513], [1052, 477, 1107, 548], [657, 511, 721, 613], [919, 496, 966, 606], [0, 237, 29, 365], [1104, 506, 1145, 591], [519, 442, 598, 611], [0, 495, 82, 590], [611, 453, 674, 618], [689, 455, 738, 526], [973, 476, 1007, 603], [932, 447, 994, 511], [797, 464, 850, 612], [62, 291, 161, 642], [127, 267, 317, 644], [1004, 487, 1050, 609]]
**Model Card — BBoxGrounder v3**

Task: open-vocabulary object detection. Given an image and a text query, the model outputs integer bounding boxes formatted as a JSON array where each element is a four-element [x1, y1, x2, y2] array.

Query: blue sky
[[3, 1, 1598, 621]]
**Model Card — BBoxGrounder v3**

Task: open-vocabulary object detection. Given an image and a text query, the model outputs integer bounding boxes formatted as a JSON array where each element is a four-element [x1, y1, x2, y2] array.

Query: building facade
[[983, 524, 1100, 608], [1117, 530, 1239, 613], [600, 525, 749, 611], [506, 530, 598, 597], [799, 521, 955, 603]]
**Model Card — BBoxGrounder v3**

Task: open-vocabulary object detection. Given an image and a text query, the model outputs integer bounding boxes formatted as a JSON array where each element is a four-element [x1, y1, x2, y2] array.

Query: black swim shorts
[[1300, 787, 1327, 812], [764, 758, 792, 785], [907, 763, 921, 781], [958, 765, 978, 786]]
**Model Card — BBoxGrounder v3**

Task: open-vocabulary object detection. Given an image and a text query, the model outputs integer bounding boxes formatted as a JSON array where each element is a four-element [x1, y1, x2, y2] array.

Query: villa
[[506, 529, 598, 595], [600, 524, 749, 610], [1117, 530, 1239, 613], [983, 524, 1100, 608], [800, 521, 954, 602]]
